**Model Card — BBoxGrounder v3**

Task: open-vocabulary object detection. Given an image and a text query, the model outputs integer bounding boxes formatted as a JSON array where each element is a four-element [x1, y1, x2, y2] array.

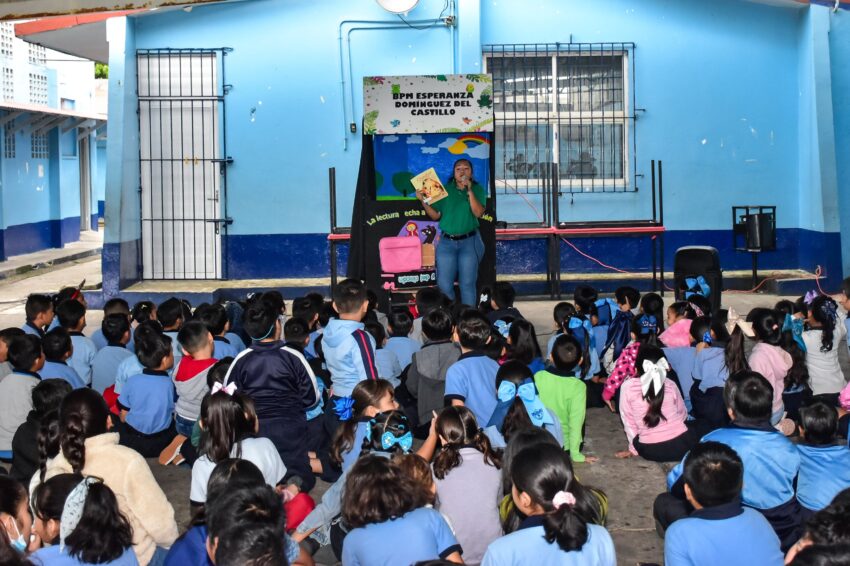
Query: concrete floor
[[0, 255, 828, 565]]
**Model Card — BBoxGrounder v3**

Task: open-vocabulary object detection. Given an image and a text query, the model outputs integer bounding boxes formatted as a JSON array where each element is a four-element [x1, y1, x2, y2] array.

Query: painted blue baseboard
[[99, 228, 842, 293], [2, 216, 81, 258]]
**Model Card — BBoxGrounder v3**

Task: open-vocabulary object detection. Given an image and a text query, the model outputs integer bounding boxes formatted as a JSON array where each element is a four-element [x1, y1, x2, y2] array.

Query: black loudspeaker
[[673, 246, 722, 314], [744, 213, 776, 252]]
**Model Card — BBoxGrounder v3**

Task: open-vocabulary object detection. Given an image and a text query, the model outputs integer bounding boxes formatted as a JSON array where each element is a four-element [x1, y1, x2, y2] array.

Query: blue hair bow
[[684, 275, 711, 299], [638, 315, 658, 335], [487, 379, 554, 430], [568, 317, 596, 350], [333, 396, 356, 421], [494, 320, 512, 339], [381, 431, 413, 452], [702, 331, 712, 346], [781, 313, 807, 352]]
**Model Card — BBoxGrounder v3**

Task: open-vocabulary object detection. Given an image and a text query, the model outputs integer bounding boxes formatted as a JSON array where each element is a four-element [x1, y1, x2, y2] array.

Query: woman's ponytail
[[433, 406, 501, 479], [544, 500, 589, 552], [472, 426, 502, 470], [810, 295, 837, 353], [60, 412, 87, 474], [724, 326, 749, 375]]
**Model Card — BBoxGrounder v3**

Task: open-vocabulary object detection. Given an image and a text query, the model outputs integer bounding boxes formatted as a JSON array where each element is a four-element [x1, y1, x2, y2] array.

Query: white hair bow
[[211, 382, 237, 396], [725, 307, 755, 338], [640, 358, 670, 397]]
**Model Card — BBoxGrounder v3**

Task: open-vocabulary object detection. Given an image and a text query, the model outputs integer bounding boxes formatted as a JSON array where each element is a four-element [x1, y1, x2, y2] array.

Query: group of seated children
[[0, 276, 849, 566]]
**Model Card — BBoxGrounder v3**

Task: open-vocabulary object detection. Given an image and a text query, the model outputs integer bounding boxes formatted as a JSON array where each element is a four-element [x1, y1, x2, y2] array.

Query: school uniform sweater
[[796, 443, 850, 511], [91, 344, 134, 394], [664, 502, 783, 566], [321, 319, 378, 397], [444, 352, 500, 427], [619, 378, 688, 455], [41, 360, 85, 389], [35, 433, 179, 566], [482, 517, 616, 566], [0, 370, 39, 451], [533, 368, 587, 462], [224, 340, 319, 490], [69, 332, 97, 386], [663, 346, 697, 403], [212, 335, 240, 359], [748, 343, 792, 414], [385, 335, 421, 369], [173, 356, 217, 422], [406, 340, 461, 424], [693, 346, 729, 391], [803, 324, 848, 395], [375, 347, 402, 386], [434, 448, 503, 564]]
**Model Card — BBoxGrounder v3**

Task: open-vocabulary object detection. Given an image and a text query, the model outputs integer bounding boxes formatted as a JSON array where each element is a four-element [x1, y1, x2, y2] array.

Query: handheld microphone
[[459, 175, 469, 190]]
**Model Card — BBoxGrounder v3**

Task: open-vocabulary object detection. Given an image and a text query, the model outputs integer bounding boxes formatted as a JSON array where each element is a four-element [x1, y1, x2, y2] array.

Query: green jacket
[[534, 368, 588, 462]]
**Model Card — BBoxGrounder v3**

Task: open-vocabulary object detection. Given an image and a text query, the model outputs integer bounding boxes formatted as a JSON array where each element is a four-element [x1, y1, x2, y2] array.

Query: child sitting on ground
[[117, 331, 178, 458], [534, 334, 593, 463], [482, 443, 615, 565], [748, 309, 795, 425], [385, 309, 421, 370], [663, 441, 784, 566], [795, 402, 850, 517], [292, 295, 322, 360], [659, 301, 696, 348], [55, 298, 96, 386], [602, 314, 660, 412], [506, 318, 545, 374], [486, 281, 524, 324], [602, 286, 640, 372], [365, 321, 402, 387], [410, 287, 445, 343], [158, 297, 186, 371], [29, 473, 138, 565], [803, 295, 846, 406], [433, 406, 503, 564], [10, 378, 71, 482], [657, 371, 802, 551], [22, 293, 54, 338], [341, 455, 462, 565], [40, 328, 85, 389], [485, 360, 563, 448], [0, 327, 24, 380], [617, 345, 702, 462], [90, 314, 134, 395], [444, 309, 501, 426], [545, 301, 577, 358], [783, 491, 850, 564], [90, 298, 132, 351], [406, 307, 460, 437], [173, 320, 217, 439], [194, 303, 241, 360], [0, 334, 44, 451], [223, 294, 320, 491]]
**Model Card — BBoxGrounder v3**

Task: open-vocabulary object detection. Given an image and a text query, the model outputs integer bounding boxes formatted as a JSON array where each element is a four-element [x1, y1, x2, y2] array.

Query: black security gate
[[137, 47, 232, 280]]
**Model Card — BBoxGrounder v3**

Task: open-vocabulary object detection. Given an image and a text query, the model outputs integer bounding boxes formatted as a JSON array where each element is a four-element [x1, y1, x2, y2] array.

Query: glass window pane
[[559, 123, 624, 181], [490, 56, 552, 114], [495, 123, 552, 183], [557, 55, 623, 113]]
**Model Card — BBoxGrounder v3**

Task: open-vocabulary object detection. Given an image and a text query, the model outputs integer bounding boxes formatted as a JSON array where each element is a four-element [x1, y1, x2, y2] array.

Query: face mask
[[7, 520, 26, 553]]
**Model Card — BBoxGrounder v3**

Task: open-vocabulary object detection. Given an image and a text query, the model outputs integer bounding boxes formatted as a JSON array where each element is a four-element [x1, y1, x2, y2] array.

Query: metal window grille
[[0, 24, 13, 58], [137, 48, 231, 280], [3, 128, 14, 159], [28, 72, 47, 105], [31, 132, 48, 158], [484, 43, 636, 203], [27, 44, 45, 65], [2, 68, 13, 101]]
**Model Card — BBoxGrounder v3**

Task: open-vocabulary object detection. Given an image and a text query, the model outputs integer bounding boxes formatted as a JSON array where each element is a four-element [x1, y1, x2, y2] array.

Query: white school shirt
[[190, 436, 287, 504], [803, 319, 848, 395]]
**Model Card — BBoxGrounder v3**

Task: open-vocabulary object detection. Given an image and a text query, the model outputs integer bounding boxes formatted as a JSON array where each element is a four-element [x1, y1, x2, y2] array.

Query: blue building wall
[[103, 0, 850, 287]]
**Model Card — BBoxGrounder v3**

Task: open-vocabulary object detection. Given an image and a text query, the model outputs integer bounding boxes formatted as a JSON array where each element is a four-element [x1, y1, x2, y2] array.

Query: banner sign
[[363, 74, 494, 135]]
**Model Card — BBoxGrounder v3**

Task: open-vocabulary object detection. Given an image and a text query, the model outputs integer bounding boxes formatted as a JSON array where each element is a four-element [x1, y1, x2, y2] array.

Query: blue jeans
[[175, 415, 195, 438], [436, 231, 484, 306]]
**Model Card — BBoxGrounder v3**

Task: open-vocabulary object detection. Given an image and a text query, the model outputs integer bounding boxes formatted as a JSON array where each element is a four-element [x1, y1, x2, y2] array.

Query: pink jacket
[[748, 342, 792, 414], [840, 381, 850, 411], [619, 378, 689, 455], [602, 341, 640, 402], [659, 319, 693, 348]]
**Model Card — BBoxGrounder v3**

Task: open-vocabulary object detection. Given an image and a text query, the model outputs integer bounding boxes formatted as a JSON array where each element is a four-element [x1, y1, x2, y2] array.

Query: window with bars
[[28, 72, 47, 105], [0, 23, 13, 58], [31, 133, 48, 158], [4, 128, 14, 159], [28, 44, 45, 65], [2, 68, 13, 101], [484, 43, 636, 197]]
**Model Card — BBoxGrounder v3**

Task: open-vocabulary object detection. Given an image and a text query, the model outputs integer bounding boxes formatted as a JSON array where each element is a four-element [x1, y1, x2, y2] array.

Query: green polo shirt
[[430, 179, 486, 236]]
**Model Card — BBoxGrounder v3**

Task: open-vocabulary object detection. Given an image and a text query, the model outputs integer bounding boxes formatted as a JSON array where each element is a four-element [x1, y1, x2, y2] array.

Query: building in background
[[0, 21, 104, 260]]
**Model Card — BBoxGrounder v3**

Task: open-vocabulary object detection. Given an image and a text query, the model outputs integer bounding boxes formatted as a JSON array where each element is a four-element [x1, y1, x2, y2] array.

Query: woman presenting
[[418, 158, 486, 305]]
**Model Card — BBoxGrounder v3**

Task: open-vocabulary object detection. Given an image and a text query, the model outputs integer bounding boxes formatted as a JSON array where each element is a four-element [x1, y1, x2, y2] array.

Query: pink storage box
[[379, 236, 422, 273]]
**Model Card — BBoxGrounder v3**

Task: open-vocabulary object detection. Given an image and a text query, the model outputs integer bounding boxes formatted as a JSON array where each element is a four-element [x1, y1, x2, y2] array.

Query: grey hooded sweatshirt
[[406, 340, 462, 424]]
